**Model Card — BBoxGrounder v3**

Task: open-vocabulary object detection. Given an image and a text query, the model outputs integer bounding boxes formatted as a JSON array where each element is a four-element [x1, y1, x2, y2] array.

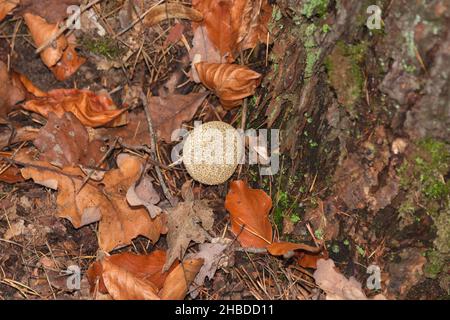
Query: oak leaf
[[164, 198, 214, 271], [225, 180, 272, 247], [195, 62, 261, 109], [23, 88, 127, 128], [20, 153, 166, 251]]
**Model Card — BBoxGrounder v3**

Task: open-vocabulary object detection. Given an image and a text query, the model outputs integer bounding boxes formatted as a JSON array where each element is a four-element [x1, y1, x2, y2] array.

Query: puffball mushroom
[[183, 121, 243, 185]]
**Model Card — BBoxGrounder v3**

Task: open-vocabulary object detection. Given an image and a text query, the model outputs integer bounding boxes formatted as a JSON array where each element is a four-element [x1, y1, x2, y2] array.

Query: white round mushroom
[[182, 121, 243, 185]]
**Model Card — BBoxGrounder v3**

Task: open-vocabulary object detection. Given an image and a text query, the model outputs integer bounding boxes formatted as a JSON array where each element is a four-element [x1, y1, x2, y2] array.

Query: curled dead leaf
[[23, 13, 68, 67], [23, 89, 127, 128], [267, 241, 326, 269], [195, 62, 261, 109], [225, 180, 272, 248]]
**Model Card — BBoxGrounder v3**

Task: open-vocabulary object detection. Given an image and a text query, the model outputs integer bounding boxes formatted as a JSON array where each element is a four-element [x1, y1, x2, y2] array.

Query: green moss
[[424, 250, 446, 279], [80, 36, 122, 59], [325, 41, 367, 117], [398, 138, 450, 288], [301, 0, 330, 19]]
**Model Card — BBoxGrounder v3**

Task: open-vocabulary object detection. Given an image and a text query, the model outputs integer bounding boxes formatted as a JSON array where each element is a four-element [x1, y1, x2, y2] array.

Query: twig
[[141, 92, 176, 206]]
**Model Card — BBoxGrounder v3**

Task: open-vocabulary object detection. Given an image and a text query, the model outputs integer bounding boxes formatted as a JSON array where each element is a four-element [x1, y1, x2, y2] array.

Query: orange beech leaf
[[23, 13, 68, 67], [143, 3, 203, 26], [101, 258, 161, 300], [23, 88, 127, 128], [192, 0, 272, 59], [296, 251, 328, 269], [224, 180, 272, 248], [159, 258, 204, 300], [0, 0, 19, 22], [20, 153, 166, 252], [195, 62, 261, 109], [50, 44, 86, 81], [17, 73, 48, 97], [87, 251, 177, 300], [0, 166, 24, 184]]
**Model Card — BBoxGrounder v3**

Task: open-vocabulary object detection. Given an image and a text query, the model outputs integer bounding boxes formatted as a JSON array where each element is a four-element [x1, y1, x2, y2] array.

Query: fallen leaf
[[33, 112, 101, 168], [313, 259, 386, 300], [189, 26, 224, 82], [195, 62, 261, 109], [0, 61, 26, 119], [0, 125, 38, 150], [19, 0, 80, 24], [0, 166, 25, 184], [126, 174, 162, 218], [23, 13, 68, 67], [23, 89, 127, 128], [187, 237, 231, 298], [160, 258, 204, 300], [148, 92, 209, 142], [225, 180, 272, 248], [50, 44, 86, 81], [164, 199, 214, 271], [143, 3, 203, 26], [87, 251, 175, 300], [20, 153, 166, 251], [95, 92, 207, 144], [0, 0, 19, 22], [3, 219, 25, 240], [192, 0, 272, 59]]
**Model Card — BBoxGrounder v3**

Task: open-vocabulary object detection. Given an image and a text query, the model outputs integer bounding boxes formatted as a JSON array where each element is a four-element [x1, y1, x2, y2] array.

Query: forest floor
[[0, 0, 449, 300]]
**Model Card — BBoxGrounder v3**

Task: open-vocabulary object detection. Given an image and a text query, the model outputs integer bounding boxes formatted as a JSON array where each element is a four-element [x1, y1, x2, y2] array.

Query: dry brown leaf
[[0, 126, 38, 150], [195, 62, 261, 109], [0, 61, 26, 119], [33, 112, 104, 168], [23, 88, 127, 128], [187, 237, 231, 298], [148, 92, 209, 142], [87, 251, 176, 300], [313, 259, 387, 300], [126, 174, 162, 218], [23, 13, 68, 67], [19, 0, 80, 24], [160, 258, 204, 300], [0, 166, 25, 184], [225, 180, 272, 248], [0, 0, 19, 22], [144, 3, 203, 26], [50, 44, 86, 81], [192, 0, 271, 59], [87, 251, 199, 300], [189, 26, 224, 82], [164, 199, 214, 271], [96, 92, 207, 144], [20, 153, 166, 251]]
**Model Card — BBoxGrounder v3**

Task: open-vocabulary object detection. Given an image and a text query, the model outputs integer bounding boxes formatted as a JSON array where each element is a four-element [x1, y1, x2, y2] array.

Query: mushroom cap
[[183, 121, 243, 185]]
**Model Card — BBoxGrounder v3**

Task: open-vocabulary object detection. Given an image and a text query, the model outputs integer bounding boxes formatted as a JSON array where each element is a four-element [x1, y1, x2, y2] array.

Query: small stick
[[141, 92, 176, 206]]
